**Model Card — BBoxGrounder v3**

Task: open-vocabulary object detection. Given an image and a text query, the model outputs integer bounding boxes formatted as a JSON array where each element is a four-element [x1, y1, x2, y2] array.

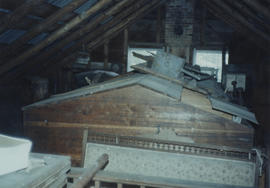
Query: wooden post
[[117, 183, 123, 188], [200, 6, 206, 46], [221, 46, 227, 86], [123, 29, 128, 74], [156, 6, 161, 43], [0, 0, 112, 75], [94, 181, 101, 188], [104, 40, 109, 70]]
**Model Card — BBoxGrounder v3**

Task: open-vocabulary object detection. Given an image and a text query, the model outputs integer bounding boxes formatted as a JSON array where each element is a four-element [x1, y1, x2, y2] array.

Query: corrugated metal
[[0, 29, 26, 44], [74, 0, 98, 14], [47, 0, 99, 14], [100, 16, 112, 25], [28, 33, 48, 45], [0, 8, 10, 13], [47, 0, 73, 8]]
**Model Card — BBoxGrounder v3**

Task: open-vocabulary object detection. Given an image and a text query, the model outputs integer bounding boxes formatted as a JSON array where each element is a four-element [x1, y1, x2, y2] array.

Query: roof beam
[[203, 0, 270, 50], [48, 0, 163, 73], [41, 0, 154, 71], [0, 0, 112, 76], [211, 0, 270, 43], [0, 0, 89, 59], [7, 0, 133, 79], [244, 0, 270, 21], [0, 0, 44, 35], [228, 0, 270, 32]]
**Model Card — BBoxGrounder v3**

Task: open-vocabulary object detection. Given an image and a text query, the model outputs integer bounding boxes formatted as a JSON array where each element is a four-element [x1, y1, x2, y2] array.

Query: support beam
[[45, 0, 157, 72], [30, 0, 162, 77], [87, 1, 162, 51], [210, 0, 270, 43], [104, 40, 109, 70], [0, 0, 111, 75], [117, 183, 123, 188], [200, 5, 206, 46], [0, 0, 44, 35], [8, 0, 132, 79], [203, 0, 270, 51], [123, 29, 128, 74], [0, 0, 89, 60], [156, 6, 161, 43], [228, 0, 270, 32], [244, 0, 270, 22]]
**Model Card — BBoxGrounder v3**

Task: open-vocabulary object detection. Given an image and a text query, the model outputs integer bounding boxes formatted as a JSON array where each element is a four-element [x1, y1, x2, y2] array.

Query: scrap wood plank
[[131, 63, 208, 95]]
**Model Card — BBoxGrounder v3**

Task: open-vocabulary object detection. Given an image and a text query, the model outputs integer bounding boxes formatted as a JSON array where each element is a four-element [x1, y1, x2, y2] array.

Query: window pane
[[195, 50, 223, 82]]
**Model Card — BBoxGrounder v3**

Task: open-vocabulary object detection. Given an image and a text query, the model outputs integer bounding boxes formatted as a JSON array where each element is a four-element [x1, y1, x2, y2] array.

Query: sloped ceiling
[[0, 0, 164, 82], [203, 0, 270, 50]]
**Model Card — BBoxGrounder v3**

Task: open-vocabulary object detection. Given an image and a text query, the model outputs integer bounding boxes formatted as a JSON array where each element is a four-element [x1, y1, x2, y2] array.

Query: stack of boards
[[0, 153, 71, 188]]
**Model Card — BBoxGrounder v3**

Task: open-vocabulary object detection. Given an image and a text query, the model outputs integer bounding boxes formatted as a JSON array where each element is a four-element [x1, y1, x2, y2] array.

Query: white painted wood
[[0, 134, 32, 175]]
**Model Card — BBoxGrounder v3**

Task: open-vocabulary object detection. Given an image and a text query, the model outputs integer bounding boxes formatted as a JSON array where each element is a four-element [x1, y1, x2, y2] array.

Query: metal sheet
[[209, 97, 258, 124], [28, 33, 48, 45], [139, 75, 182, 100], [152, 51, 185, 79], [0, 29, 26, 44], [85, 143, 256, 188]]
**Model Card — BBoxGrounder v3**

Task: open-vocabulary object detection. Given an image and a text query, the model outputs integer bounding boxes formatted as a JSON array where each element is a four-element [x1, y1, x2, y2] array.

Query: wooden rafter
[[0, 0, 112, 76], [0, 0, 89, 59], [0, 0, 44, 35], [244, 0, 270, 21], [6, 0, 133, 80], [48, 0, 163, 73], [228, 0, 270, 32], [203, 0, 270, 50], [212, 0, 270, 42], [41, 0, 151, 72]]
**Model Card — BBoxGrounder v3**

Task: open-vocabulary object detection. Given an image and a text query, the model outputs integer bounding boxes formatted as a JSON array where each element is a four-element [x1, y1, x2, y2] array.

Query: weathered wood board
[[23, 84, 253, 165]]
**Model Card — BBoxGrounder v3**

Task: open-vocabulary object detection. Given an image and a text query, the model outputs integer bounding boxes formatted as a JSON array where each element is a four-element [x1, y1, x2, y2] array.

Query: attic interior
[[0, 0, 269, 187]]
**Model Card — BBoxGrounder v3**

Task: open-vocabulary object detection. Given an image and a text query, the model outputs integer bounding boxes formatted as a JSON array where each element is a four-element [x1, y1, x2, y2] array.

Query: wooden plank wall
[[24, 85, 253, 165]]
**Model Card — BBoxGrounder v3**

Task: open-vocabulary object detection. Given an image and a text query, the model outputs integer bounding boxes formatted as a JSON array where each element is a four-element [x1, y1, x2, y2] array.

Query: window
[[127, 47, 163, 72], [193, 49, 228, 82]]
